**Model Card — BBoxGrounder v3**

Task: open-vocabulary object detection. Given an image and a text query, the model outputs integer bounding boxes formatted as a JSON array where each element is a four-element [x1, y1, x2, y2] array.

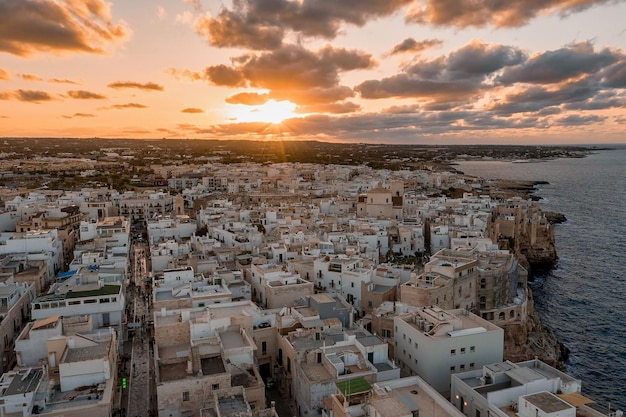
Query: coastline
[[451, 162, 574, 371]]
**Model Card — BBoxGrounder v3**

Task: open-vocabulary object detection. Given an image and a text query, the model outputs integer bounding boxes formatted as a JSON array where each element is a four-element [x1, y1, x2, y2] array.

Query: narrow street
[[126, 242, 155, 417]]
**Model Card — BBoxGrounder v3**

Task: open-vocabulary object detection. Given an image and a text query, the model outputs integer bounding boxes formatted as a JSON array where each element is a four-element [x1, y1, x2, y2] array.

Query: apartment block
[[450, 359, 605, 417], [0, 277, 35, 374], [394, 306, 503, 397], [323, 375, 466, 417]]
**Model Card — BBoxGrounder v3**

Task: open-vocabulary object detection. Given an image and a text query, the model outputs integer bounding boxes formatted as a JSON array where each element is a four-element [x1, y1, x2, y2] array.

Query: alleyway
[[125, 242, 154, 417]]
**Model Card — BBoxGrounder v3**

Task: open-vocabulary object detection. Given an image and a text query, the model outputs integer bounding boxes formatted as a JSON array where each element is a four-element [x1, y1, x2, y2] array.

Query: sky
[[1, 0, 626, 144]]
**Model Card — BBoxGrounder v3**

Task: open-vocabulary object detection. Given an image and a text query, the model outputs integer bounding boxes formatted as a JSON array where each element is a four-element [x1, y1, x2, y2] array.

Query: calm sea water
[[455, 146, 626, 411]]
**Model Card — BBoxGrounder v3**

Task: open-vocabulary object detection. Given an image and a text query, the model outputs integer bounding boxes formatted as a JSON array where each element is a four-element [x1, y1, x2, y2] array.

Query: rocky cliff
[[502, 208, 568, 368], [502, 293, 568, 369]]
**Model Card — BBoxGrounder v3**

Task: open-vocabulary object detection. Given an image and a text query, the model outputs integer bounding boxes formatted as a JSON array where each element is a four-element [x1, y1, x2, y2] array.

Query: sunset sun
[[228, 100, 297, 124]]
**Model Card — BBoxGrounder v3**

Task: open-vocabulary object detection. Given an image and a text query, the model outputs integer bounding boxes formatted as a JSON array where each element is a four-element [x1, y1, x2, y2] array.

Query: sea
[[454, 145, 626, 412]]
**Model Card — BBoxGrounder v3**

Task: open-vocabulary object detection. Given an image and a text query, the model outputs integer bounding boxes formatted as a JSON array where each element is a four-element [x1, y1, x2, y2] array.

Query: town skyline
[[1, 0, 626, 144]]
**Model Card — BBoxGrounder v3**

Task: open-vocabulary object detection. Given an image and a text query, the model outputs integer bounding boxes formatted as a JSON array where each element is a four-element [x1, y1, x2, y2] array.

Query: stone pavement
[[126, 244, 154, 417]]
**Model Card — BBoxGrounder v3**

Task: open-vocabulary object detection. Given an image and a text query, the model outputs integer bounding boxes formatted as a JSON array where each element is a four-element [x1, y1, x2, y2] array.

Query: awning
[[32, 314, 60, 330], [57, 270, 77, 279], [558, 392, 595, 407]]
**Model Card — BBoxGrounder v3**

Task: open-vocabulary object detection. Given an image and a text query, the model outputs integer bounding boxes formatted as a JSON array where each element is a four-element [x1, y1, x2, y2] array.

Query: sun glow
[[228, 99, 298, 124]]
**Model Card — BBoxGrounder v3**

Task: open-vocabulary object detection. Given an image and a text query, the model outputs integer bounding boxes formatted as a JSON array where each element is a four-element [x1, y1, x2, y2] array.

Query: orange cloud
[[12, 89, 54, 103], [107, 81, 164, 91], [0, 0, 130, 56], [102, 103, 148, 110], [296, 102, 361, 114], [49, 78, 79, 84], [20, 73, 43, 81], [67, 90, 107, 99], [62, 112, 96, 119], [181, 107, 204, 113], [225, 92, 270, 105], [1, 69, 11, 80]]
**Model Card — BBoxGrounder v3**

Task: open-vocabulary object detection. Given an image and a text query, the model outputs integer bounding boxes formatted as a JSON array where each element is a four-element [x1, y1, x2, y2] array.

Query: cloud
[[176, 10, 193, 25], [102, 103, 148, 110], [107, 81, 164, 91], [48, 78, 79, 84], [382, 104, 422, 114], [554, 114, 607, 126], [204, 65, 246, 87], [225, 92, 270, 105], [235, 44, 374, 90], [562, 91, 626, 110], [19, 73, 43, 81], [406, 0, 614, 28], [188, 44, 372, 109], [271, 86, 356, 105], [183, 0, 203, 13], [296, 101, 361, 114], [62, 112, 96, 119], [177, 123, 201, 131], [388, 38, 442, 55], [0, 91, 10, 100], [498, 41, 619, 84], [487, 83, 597, 115], [0, 69, 9, 80], [0, 0, 130, 56], [356, 41, 524, 102], [194, 0, 412, 50], [156, 5, 166, 21], [599, 59, 626, 88], [195, 9, 284, 50], [181, 107, 204, 113], [14, 89, 54, 103], [67, 89, 107, 99]]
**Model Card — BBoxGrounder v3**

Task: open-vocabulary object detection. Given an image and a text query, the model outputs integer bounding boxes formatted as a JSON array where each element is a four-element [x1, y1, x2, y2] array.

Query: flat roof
[[64, 341, 110, 363], [524, 392, 573, 413], [4, 368, 43, 396], [336, 377, 371, 396]]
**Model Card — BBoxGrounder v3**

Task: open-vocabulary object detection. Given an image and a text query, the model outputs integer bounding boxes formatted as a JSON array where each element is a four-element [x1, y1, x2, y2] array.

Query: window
[[409, 338, 412, 344], [351, 282, 354, 288], [212, 384, 219, 390], [183, 391, 190, 401], [461, 347, 466, 354], [451, 349, 456, 356], [470, 362, 475, 369], [414, 342, 418, 349], [460, 364, 465, 370], [382, 329, 391, 338], [480, 279, 486, 289], [450, 366, 455, 372], [262, 341, 267, 355]]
